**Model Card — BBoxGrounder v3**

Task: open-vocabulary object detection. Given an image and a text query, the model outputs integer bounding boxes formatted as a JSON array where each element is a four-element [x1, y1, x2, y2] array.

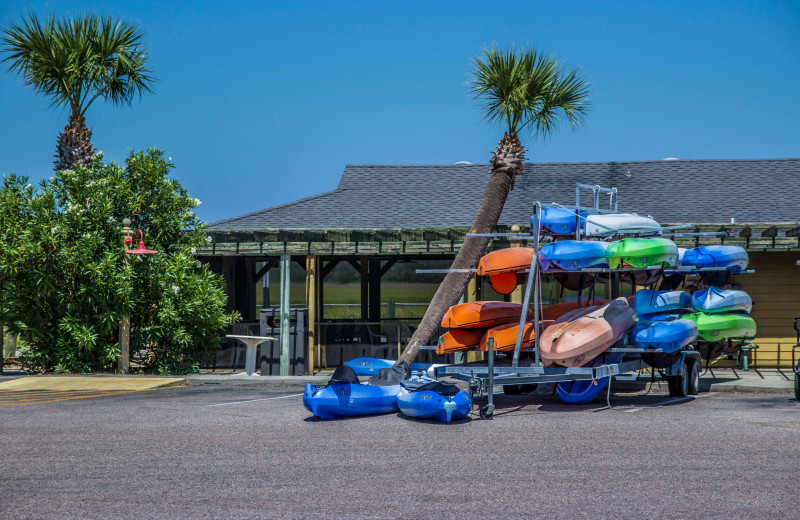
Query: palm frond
[[469, 44, 591, 139], [1, 12, 155, 118]]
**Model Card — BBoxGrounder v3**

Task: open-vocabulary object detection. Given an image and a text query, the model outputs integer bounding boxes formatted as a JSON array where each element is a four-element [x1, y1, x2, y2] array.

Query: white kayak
[[584, 213, 662, 237]]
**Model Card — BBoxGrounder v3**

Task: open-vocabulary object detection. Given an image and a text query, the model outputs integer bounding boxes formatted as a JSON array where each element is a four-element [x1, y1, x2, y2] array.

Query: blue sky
[[1, 1, 798, 223]]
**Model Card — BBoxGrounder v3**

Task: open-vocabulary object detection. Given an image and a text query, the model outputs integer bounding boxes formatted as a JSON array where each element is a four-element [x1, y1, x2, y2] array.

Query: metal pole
[[512, 203, 540, 368], [487, 337, 495, 414], [305, 256, 316, 376], [279, 254, 291, 376], [118, 218, 134, 374]]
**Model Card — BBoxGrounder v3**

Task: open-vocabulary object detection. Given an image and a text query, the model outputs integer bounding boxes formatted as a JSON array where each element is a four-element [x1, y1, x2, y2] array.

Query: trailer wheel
[[794, 372, 800, 401], [503, 384, 522, 395], [667, 360, 688, 397], [480, 404, 494, 420], [686, 358, 699, 395], [520, 384, 538, 393]]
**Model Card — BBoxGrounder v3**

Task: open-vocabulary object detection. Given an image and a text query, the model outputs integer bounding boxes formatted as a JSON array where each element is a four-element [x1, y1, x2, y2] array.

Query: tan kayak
[[479, 320, 554, 352], [539, 298, 638, 367]]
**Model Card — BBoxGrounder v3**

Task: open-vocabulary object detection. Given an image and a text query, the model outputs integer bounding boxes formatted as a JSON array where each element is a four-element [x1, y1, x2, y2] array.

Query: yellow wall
[[734, 251, 800, 369]]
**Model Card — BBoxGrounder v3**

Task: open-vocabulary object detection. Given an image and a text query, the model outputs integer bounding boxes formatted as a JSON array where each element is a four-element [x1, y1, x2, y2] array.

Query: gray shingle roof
[[209, 158, 800, 231]]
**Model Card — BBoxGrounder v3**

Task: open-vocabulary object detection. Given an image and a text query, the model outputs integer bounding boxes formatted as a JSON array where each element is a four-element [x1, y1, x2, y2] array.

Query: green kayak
[[606, 238, 678, 269], [683, 312, 757, 342]]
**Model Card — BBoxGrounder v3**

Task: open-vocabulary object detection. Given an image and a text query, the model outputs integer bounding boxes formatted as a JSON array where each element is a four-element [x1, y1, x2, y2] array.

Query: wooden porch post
[[305, 255, 318, 375]]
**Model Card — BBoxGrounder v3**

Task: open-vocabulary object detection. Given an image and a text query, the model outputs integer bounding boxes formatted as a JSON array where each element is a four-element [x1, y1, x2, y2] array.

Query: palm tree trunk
[[54, 115, 96, 171], [397, 132, 526, 365]]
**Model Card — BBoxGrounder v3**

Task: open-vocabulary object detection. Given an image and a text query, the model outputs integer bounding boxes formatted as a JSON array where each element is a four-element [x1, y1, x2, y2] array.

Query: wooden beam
[[321, 258, 342, 278], [254, 258, 278, 283], [380, 259, 397, 276]]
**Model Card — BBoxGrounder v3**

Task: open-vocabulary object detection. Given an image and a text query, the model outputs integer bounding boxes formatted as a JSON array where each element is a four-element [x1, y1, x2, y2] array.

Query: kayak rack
[[430, 184, 751, 419]]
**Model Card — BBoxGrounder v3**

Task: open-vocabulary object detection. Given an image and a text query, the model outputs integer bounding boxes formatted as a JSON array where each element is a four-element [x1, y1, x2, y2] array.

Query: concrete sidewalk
[[0, 368, 795, 394]]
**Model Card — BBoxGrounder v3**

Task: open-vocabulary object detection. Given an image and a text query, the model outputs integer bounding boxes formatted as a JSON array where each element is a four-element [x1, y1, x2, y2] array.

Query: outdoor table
[[226, 335, 277, 376]]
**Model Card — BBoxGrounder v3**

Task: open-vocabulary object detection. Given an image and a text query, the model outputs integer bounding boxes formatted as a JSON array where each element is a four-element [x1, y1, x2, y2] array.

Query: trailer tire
[[503, 384, 522, 395], [794, 372, 800, 401], [667, 360, 689, 397], [687, 358, 699, 395], [480, 404, 494, 420]]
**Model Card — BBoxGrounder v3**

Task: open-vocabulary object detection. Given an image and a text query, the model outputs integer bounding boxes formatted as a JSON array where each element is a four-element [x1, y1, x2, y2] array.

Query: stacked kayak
[[681, 246, 749, 273], [535, 207, 594, 235], [539, 298, 638, 367], [480, 320, 554, 352], [477, 248, 533, 294], [683, 312, 757, 342], [396, 380, 472, 423], [691, 287, 752, 314], [606, 238, 679, 269], [632, 318, 699, 368], [437, 328, 486, 354], [441, 301, 532, 329], [304, 364, 409, 419], [538, 240, 610, 271], [585, 213, 661, 237], [555, 351, 624, 404], [634, 289, 692, 315]]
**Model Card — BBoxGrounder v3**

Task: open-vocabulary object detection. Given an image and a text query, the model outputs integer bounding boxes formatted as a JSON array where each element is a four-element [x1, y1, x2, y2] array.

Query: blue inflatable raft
[[344, 357, 435, 377], [681, 246, 749, 272], [538, 240, 610, 271], [634, 289, 692, 315], [396, 381, 472, 423], [631, 318, 698, 353], [556, 351, 624, 404], [303, 364, 409, 419], [691, 287, 752, 314], [535, 208, 594, 235]]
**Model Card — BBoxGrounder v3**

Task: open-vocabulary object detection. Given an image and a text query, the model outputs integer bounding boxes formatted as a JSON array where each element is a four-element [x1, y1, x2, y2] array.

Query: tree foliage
[[0, 150, 236, 373]]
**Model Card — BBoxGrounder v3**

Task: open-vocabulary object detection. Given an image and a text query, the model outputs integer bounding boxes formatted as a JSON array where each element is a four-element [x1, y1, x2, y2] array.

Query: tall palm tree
[[2, 13, 155, 171], [397, 44, 590, 366]]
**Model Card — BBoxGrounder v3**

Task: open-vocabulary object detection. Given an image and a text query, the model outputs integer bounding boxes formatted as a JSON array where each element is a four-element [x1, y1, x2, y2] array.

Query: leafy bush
[[0, 149, 237, 373]]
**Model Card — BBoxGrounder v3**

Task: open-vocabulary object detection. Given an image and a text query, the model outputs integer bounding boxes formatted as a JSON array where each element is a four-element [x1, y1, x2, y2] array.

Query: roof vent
[[661, 157, 679, 161], [453, 161, 473, 165]]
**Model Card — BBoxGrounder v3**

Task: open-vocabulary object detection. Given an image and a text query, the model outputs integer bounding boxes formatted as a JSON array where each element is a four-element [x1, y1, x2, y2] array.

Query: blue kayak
[[631, 319, 698, 353], [303, 363, 409, 419], [634, 289, 692, 315], [556, 351, 624, 404], [535, 208, 594, 235], [691, 287, 752, 314], [538, 240, 610, 271], [396, 381, 472, 423], [681, 246, 749, 272], [637, 312, 690, 321], [344, 357, 437, 377]]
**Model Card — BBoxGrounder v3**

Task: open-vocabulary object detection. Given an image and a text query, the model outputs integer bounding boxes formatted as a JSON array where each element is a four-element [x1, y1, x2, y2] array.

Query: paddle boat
[[605, 238, 678, 269], [584, 213, 661, 237], [634, 289, 692, 315], [396, 380, 472, 423], [539, 298, 638, 367], [303, 364, 410, 419], [555, 351, 624, 404], [681, 245, 749, 272], [691, 287, 752, 314], [538, 240, 610, 271]]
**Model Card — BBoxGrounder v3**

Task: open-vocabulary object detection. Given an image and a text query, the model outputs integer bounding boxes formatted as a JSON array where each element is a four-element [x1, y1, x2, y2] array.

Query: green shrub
[[0, 149, 237, 373]]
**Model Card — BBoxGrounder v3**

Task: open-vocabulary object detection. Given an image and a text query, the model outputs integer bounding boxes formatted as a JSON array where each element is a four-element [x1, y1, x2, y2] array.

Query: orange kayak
[[437, 328, 487, 354], [477, 248, 535, 276], [540, 298, 637, 367], [441, 301, 533, 329], [480, 320, 555, 351]]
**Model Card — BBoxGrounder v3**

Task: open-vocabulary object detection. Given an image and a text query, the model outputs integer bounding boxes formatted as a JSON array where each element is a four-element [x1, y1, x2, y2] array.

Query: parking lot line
[[208, 393, 303, 407]]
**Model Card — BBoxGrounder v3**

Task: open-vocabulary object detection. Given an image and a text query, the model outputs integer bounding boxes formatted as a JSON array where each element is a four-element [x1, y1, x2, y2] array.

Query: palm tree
[[2, 13, 155, 171], [397, 44, 590, 366]]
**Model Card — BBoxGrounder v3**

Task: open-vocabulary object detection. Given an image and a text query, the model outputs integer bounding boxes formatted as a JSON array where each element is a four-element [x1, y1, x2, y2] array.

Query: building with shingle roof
[[200, 158, 800, 373]]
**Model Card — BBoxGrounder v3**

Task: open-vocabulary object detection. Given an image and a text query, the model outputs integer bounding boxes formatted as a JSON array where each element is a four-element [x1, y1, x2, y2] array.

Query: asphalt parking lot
[[1, 384, 798, 519]]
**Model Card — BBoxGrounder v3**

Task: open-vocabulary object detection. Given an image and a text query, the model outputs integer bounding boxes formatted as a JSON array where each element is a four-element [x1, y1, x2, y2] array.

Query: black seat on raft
[[368, 360, 411, 386], [328, 364, 360, 385], [415, 381, 461, 397]]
